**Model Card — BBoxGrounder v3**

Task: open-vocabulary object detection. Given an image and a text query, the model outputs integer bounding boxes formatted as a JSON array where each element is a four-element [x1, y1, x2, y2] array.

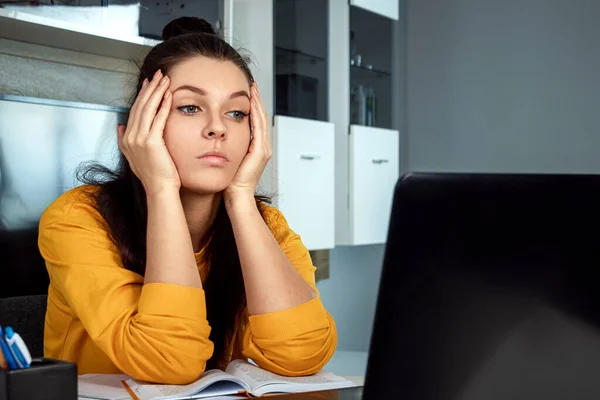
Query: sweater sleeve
[[241, 205, 337, 376], [38, 193, 213, 384]]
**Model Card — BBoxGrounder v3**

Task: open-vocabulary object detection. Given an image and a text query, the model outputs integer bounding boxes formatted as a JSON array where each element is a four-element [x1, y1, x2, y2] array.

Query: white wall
[[317, 244, 385, 351], [407, 0, 600, 173]]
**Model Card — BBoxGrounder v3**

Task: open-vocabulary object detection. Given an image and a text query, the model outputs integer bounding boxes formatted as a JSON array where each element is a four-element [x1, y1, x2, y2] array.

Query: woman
[[38, 17, 337, 385]]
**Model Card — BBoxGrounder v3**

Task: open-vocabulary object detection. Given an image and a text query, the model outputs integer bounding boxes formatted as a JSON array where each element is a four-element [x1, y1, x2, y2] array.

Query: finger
[[253, 85, 270, 140], [117, 123, 127, 151], [250, 85, 265, 133], [128, 78, 149, 124], [252, 85, 271, 156], [127, 77, 153, 144], [129, 78, 149, 115], [130, 70, 164, 143], [131, 71, 163, 127], [148, 90, 172, 141], [249, 92, 263, 150], [121, 80, 145, 145], [138, 75, 170, 140], [137, 70, 163, 110], [254, 84, 268, 124]]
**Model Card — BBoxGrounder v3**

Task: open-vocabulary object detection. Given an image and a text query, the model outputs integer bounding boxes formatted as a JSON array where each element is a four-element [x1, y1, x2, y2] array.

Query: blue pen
[[0, 326, 18, 370], [4, 327, 31, 369]]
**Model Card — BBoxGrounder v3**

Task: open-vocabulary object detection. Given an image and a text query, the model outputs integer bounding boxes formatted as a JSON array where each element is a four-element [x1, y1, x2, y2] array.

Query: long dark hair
[[78, 16, 270, 370]]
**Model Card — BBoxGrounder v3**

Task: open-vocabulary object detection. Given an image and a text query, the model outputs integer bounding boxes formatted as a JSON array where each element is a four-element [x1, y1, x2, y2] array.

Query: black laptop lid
[[364, 173, 600, 400]]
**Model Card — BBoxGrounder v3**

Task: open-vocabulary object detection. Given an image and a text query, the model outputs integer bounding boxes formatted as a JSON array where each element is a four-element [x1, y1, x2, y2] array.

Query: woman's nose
[[202, 114, 227, 139]]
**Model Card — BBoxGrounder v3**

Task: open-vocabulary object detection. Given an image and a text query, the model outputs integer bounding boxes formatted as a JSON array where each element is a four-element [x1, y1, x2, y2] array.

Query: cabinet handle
[[372, 159, 389, 164], [300, 154, 320, 160]]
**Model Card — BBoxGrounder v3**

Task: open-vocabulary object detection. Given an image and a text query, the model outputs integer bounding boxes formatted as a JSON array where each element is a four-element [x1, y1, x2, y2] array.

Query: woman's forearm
[[225, 193, 315, 315], [145, 188, 202, 288]]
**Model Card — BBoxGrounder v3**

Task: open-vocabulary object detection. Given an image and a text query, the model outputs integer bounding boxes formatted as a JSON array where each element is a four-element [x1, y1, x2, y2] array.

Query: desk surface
[[76, 376, 365, 400], [268, 386, 363, 399], [344, 376, 365, 386]]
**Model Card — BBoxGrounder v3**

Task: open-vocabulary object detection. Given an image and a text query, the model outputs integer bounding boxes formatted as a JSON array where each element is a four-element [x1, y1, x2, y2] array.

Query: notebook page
[[126, 370, 248, 400], [78, 374, 131, 400], [225, 360, 353, 391]]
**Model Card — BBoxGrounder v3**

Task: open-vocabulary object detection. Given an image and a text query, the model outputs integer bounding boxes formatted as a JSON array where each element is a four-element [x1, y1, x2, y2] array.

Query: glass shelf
[[276, 46, 326, 66], [274, 0, 328, 122], [349, 4, 393, 129], [351, 64, 391, 79]]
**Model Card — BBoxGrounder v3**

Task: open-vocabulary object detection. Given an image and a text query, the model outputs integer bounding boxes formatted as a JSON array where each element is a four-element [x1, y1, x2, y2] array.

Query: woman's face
[[163, 56, 251, 195]]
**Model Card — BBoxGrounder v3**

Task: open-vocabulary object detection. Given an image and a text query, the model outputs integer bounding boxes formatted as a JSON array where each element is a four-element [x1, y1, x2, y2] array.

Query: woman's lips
[[198, 151, 229, 167]]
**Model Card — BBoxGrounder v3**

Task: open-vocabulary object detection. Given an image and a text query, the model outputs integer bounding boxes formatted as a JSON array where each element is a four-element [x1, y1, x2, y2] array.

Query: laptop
[[363, 172, 600, 400]]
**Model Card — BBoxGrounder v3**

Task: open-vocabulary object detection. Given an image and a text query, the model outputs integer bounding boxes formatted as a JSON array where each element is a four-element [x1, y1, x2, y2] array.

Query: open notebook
[[78, 359, 356, 399]]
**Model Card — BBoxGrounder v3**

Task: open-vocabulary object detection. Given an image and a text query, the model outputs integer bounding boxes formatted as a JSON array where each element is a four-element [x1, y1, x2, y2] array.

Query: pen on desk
[[0, 326, 18, 370], [4, 327, 32, 369]]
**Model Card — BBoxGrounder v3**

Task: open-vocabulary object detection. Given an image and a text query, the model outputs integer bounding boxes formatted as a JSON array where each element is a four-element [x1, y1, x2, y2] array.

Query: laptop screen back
[[364, 173, 600, 400]]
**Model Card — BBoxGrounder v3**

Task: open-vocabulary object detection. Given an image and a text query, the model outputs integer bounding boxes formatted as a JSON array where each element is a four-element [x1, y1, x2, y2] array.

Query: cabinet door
[[349, 125, 399, 245], [274, 115, 335, 250], [349, 0, 399, 20]]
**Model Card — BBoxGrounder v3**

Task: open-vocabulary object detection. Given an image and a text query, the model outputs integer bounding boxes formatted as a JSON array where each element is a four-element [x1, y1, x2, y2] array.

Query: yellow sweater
[[38, 186, 337, 384]]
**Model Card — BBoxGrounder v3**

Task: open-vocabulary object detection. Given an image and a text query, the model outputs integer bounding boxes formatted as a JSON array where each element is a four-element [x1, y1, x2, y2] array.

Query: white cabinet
[[350, 0, 399, 20], [272, 116, 335, 250], [349, 125, 399, 245], [330, 1, 401, 246]]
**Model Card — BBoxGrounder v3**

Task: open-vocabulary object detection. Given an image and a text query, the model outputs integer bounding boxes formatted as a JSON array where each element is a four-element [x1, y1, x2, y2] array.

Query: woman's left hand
[[225, 83, 272, 199]]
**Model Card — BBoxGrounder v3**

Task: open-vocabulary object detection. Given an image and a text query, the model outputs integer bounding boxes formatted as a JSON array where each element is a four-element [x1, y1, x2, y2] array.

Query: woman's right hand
[[117, 69, 180, 196]]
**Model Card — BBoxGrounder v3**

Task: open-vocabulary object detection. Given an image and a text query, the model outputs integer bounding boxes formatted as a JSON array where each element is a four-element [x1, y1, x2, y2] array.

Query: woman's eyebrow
[[172, 85, 249, 100]]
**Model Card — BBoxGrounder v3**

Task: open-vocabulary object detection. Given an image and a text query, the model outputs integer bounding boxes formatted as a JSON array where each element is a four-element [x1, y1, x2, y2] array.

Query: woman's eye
[[227, 110, 249, 120], [178, 105, 200, 115]]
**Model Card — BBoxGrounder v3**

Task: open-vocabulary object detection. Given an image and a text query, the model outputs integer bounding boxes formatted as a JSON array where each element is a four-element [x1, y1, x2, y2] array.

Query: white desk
[[75, 351, 368, 399], [323, 350, 369, 377], [344, 376, 365, 386]]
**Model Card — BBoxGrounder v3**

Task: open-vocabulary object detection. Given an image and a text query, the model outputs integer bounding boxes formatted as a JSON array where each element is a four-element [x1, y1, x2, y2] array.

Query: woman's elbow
[[126, 350, 210, 384], [115, 330, 214, 384], [287, 337, 338, 375], [158, 338, 214, 383], [254, 328, 338, 376]]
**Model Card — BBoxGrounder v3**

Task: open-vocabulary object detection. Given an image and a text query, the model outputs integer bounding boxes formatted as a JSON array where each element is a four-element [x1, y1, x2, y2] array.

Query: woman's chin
[[180, 179, 231, 196]]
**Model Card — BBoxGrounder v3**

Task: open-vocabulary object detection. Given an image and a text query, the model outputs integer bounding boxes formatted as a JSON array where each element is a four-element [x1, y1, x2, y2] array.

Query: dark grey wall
[[407, 0, 600, 173]]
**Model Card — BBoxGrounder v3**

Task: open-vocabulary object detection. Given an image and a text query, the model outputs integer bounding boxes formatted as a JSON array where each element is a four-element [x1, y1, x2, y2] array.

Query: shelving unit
[[0, 8, 157, 60]]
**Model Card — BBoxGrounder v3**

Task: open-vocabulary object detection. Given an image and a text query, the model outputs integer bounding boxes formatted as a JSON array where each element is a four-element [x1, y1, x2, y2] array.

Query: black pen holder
[[0, 358, 77, 400]]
